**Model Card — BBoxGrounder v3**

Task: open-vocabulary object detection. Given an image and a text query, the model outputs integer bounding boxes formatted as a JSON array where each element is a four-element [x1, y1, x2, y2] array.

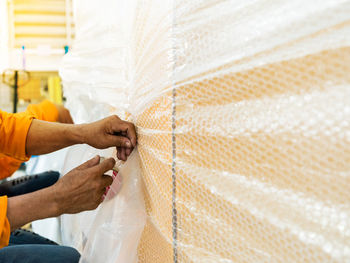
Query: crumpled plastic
[[60, 144, 146, 263], [59, 0, 350, 262]]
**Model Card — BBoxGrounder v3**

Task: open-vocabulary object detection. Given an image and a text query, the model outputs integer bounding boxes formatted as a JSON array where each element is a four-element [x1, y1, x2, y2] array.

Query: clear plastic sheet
[[60, 0, 350, 262]]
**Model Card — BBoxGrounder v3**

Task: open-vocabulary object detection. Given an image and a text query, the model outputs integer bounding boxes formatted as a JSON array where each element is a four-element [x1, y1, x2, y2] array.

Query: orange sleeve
[[26, 100, 59, 122], [0, 158, 22, 180], [0, 101, 59, 179], [0, 110, 33, 162], [0, 196, 10, 248]]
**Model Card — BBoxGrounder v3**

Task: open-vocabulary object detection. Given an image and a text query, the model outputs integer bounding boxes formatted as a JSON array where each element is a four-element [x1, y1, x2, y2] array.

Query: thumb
[[77, 155, 100, 170], [94, 157, 116, 175]]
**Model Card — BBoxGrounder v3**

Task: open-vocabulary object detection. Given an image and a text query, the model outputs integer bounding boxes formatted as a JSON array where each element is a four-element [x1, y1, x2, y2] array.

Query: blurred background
[[0, 0, 74, 112]]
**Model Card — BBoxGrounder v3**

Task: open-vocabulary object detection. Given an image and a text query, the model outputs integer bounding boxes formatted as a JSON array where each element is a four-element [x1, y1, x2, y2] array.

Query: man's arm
[[7, 184, 60, 230], [7, 156, 114, 230], [26, 115, 137, 161], [0, 102, 73, 180], [25, 120, 83, 156], [2, 112, 137, 235]]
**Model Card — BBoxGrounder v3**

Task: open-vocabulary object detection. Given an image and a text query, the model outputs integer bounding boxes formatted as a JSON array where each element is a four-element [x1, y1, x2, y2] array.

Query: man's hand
[[26, 115, 137, 161], [7, 156, 115, 230], [56, 104, 74, 124], [52, 156, 114, 214], [83, 115, 137, 161]]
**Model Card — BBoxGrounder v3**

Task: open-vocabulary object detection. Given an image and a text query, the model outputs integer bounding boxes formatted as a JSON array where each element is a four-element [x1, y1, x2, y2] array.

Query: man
[[0, 105, 137, 262]]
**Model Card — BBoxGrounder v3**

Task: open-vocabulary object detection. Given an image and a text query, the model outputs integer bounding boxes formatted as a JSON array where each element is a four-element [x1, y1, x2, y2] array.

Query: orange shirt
[[0, 100, 58, 247], [0, 100, 59, 179]]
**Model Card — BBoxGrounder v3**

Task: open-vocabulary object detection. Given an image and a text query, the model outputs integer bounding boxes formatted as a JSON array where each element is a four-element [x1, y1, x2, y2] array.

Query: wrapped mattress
[[59, 0, 350, 262]]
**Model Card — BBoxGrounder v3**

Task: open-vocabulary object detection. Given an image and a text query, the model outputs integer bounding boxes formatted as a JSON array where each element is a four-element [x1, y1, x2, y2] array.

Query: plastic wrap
[[59, 0, 350, 262]]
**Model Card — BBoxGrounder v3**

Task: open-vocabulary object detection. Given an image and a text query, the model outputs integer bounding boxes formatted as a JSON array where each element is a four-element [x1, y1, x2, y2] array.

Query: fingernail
[[125, 141, 131, 148]]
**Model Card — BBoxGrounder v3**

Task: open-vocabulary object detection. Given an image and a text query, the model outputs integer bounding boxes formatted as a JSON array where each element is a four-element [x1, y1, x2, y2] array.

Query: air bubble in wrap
[[59, 0, 350, 262]]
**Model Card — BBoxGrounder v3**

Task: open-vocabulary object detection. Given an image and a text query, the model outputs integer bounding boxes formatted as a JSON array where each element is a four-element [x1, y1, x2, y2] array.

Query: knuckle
[[91, 166, 102, 175], [129, 122, 136, 129], [112, 115, 120, 122]]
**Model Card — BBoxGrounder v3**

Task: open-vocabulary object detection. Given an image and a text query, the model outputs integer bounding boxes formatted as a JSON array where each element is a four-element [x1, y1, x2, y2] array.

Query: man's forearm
[[25, 115, 136, 158], [7, 187, 60, 230], [26, 119, 85, 156]]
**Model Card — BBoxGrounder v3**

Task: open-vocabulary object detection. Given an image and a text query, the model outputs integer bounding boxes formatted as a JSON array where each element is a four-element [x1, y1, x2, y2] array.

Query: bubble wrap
[[59, 0, 350, 262]]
